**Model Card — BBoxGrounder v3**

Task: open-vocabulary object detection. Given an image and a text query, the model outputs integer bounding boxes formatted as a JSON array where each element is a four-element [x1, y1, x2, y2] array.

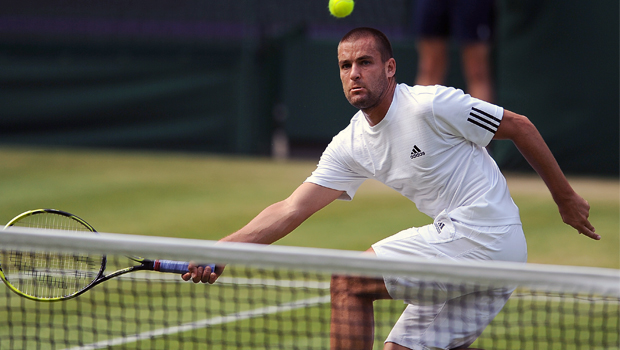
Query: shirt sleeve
[[432, 86, 504, 147], [304, 136, 367, 201]]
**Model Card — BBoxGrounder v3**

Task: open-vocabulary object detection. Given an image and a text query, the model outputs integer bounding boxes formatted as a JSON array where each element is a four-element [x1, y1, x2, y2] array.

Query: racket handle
[[155, 260, 216, 274]]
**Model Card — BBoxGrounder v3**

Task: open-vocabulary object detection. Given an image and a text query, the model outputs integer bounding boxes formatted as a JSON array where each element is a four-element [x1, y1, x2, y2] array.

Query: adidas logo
[[434, 222, 445, 233], [467, 107, 500, 134], [410, 145, 426, 159]]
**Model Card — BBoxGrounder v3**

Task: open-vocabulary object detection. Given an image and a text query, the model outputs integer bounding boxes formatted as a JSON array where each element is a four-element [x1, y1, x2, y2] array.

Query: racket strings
[[1, 249, 102, 298], [12, 212, 91, 232], [1, 211, 103, 299]]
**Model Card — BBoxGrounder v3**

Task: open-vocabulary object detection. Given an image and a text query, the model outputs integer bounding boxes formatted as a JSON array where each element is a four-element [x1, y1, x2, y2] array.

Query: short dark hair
[[339, 27, 393, 63]]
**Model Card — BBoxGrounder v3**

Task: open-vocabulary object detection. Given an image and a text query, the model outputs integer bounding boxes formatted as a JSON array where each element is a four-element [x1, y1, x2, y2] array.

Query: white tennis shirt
[[305, 84, 521, 227]]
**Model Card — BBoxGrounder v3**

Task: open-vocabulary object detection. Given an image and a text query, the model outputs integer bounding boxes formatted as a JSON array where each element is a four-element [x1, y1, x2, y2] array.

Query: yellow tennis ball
[[329, 0, 354, 18]]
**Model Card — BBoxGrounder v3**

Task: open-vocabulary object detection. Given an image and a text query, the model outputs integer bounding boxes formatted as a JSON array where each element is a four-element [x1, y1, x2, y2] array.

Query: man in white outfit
[[185, 27, 599, 350]]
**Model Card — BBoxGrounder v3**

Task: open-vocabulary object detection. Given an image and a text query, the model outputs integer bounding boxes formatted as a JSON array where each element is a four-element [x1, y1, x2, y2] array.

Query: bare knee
[[331, 275, 360, 297], [330, 275, 391, 302]]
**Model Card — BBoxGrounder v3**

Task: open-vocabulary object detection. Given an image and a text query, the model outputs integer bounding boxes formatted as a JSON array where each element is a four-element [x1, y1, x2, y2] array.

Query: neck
[[362, 79, 397, 127]]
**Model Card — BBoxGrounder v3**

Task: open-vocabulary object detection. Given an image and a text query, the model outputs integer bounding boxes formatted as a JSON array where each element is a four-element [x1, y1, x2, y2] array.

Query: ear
[[386, 58, 396, 78]]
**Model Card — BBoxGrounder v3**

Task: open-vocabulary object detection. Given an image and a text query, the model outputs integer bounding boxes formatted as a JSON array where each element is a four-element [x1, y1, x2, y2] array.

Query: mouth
[[350, 86, 364, 93]]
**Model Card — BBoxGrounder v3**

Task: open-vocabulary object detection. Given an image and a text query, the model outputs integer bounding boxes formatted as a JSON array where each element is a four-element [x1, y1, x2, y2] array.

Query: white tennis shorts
[[371, 211, 527, 350]]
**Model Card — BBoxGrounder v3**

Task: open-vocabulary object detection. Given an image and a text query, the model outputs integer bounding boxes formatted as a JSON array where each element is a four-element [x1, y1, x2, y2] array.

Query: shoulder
[[382, 84, 437, 125], [429, 86, 504, 144], [431, 85, 472, 105], [430, 85, 503, 122], [393, 85, 468, 117], [396, 83, 438, 102]]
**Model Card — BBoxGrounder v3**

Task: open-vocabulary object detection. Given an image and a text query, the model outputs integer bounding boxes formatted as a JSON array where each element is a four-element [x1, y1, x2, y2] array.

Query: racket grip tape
[[155, 260, 216, 274]]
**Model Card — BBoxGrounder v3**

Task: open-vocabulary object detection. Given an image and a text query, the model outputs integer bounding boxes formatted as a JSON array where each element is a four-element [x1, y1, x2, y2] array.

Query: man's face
[[337, 36, 393, 110]]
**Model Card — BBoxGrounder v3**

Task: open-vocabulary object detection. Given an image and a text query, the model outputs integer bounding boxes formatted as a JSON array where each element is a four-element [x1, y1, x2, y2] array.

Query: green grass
[[0, 147, 618, 349], [1, 262, 617, 350], [1, 267, 616, 350], [515, 194, 619, 268], [0, 146, 617, 267], [473, 291, 619, 350]]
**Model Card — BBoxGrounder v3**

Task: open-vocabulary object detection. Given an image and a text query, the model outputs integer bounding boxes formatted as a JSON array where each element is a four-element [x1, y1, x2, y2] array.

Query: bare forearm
[[508, 119, 574, 202], [184, 200, 307, 284], [495, 110, 598, 239], [218, 182, 344, 245], [184, 183, 343, 284], [220, 200, 306, 245]]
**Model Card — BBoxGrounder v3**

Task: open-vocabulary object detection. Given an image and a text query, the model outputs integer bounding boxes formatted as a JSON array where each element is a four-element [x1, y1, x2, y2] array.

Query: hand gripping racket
[[0, 209, 214, 301]]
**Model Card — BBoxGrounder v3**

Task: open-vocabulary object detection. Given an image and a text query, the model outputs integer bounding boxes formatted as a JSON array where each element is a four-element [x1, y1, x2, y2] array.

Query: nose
[[350, 63, 361, 80]]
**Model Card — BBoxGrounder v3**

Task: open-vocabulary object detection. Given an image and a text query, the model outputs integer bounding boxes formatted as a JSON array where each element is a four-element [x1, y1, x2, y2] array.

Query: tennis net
[[0, 228, 618, 350]]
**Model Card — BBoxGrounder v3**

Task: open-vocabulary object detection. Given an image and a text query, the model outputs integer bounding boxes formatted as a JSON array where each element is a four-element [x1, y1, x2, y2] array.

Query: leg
[[372, 223, 520, 350], [451, 0, 496, 102], [330, 248, 392, 350], [412, 0, 449, 87], [460, 42, 494, 102], [415, 38, 449, 86]]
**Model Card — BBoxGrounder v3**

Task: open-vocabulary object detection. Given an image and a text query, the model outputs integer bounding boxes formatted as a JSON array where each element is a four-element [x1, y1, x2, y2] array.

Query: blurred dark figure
[[413, 0, 496, 102]]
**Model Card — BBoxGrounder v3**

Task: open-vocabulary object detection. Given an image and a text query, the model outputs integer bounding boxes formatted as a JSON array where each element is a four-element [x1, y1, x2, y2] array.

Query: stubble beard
[[345, 78, 389, 111], [347, 92, 378, 110]]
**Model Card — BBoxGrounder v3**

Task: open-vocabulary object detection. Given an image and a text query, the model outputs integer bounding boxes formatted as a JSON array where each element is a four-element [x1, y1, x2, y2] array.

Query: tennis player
[[184, 27, 598, 350]]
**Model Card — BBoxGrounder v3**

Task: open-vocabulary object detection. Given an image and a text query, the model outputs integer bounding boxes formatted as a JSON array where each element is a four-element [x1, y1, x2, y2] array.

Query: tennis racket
[[0, 209, 214, 301]]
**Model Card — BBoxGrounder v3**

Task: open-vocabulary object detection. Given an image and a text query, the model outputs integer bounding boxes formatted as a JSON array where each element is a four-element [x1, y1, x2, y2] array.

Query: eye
[[340, 63, 352, 70]]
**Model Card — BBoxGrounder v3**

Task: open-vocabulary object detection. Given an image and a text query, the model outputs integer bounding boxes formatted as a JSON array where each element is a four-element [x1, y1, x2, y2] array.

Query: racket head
[[1, 209, 106, 301]]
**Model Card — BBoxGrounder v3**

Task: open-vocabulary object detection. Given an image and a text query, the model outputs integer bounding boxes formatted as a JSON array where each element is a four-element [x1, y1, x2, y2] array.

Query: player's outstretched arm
[[493, 110, 600, 240], [183, 182, 345, 283], [221, 182, 344, 245]]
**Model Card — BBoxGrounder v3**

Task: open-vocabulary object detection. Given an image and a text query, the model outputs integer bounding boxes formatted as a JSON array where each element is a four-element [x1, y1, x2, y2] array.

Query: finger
[[200, 265, 213, 283], [185, 262, 197, 280], [208, 265, 223, 284], [183, 263, 197, 282], [576, 219, 599, 240], [580, 228, 600, 240], [192, 266, 204, 283], [208, 271, 219, 284]]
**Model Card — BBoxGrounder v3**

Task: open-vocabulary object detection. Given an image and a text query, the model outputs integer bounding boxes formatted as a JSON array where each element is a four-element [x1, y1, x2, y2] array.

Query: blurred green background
[[1, 0, 618, 174]]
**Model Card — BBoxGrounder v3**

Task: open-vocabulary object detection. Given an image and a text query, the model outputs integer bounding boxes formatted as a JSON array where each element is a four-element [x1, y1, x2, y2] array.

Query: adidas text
[[410, 145, 426, 159]]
